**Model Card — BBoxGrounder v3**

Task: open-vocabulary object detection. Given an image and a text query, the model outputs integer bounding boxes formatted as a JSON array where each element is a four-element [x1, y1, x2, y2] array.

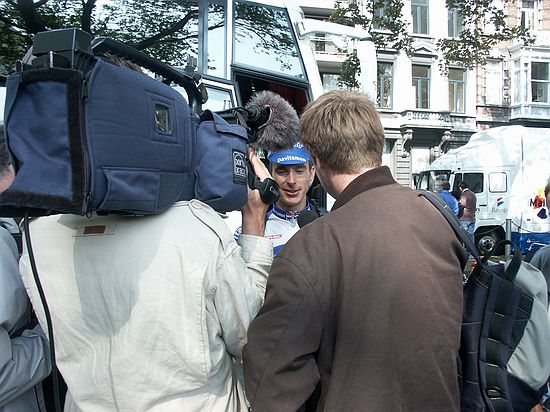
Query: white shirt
[[19, 200, 273, 412]]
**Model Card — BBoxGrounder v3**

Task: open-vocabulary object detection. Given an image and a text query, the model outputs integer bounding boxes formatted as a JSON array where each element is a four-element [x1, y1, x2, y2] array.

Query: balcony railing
[[510, 103, 550, 120], [401, 110, 451, 125], [399, 110, 476, 131]]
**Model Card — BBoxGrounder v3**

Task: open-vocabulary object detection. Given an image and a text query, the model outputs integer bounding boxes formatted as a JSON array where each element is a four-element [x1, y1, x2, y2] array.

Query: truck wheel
[[476, 230, 503, 256]]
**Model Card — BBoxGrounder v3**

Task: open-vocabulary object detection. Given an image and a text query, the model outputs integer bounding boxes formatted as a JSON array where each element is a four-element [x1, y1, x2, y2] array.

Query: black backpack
[[419, 190, 550, 412]]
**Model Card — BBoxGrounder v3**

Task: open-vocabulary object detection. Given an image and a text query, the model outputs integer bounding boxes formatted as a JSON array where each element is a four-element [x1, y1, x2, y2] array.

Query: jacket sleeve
[[0, 325, 51, 406], [0, 227, 51, 406], [451, 199, 459, 215], [458, 194, 466, 210], [530, 247, 550, 299], [213, 234, 273, 360], [243, 256, 322, 412]]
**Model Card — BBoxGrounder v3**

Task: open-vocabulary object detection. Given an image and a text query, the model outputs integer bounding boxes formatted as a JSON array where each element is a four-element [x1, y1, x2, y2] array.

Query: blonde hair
[[300, 90, 385, 173]]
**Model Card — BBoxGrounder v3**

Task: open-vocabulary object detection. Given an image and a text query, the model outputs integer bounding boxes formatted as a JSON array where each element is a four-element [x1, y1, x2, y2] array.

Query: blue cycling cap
[[268, 142, 311, 165]]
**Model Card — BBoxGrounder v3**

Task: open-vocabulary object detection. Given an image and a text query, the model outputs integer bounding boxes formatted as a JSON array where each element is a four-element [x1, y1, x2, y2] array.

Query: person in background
[[438, 181, 459, 215], [18, 149, 274, 412], [528, 179, 550, 412], [458, 180, 477, 243], [530, 179, 550, 300], [234, 142, 319, 255], [0, 217, 51, 412], [243, 90, 467, 412]]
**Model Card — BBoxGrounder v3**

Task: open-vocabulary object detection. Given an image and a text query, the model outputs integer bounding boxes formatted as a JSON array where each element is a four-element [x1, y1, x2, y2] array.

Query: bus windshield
[[234, 1, 306, 80]]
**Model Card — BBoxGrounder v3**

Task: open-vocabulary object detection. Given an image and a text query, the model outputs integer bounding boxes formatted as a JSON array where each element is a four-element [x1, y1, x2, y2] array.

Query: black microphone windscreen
[[297, 210, 318, 228], [246, 91, 300, 152]]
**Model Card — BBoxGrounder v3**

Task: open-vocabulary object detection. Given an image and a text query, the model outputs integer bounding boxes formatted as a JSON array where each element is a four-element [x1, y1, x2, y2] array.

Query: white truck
[[416, 125, 550, 255]]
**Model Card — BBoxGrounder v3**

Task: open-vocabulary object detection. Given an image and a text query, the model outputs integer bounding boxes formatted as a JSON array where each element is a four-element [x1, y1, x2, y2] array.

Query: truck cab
[[417, 125, 550, 255]]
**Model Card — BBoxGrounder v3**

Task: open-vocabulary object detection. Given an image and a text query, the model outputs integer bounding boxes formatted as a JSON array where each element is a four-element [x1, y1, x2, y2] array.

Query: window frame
[[484, 60, 503, 105], [448, 68, 465, 113], [489, 172, 507, 193], [372, 6, 386, 30], [411, 0, 429, 35], [377, 61, 393, 109], [412, 64, 431, 109], [530, 61, 550, 103], [520, 0, 538, 31], [447, 7, 462, 38], [453, 172, 484, 194]]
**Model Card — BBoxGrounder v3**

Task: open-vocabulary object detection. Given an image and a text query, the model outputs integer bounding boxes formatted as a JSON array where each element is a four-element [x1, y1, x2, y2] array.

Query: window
[[453, 173, 483, 194], [485, 61, 503, 105], [234, 1, 305, 79], [377, 62, 393, 108], [382, 140, 392, 168], [531, 62, 549, 102], [448, 68, 465, 112], [312, 33, 326, 53], [411, 0, 429, 34], [412, 65, 430, 109], [513, 59, 526, 103], [489, 172, 507, 193], [416, 170, 452, 191], [448, 8, 462, 38], [321, 73, 340, 92], [206, 3, 226, 78], [372, 5, 386, 30], [521, 0, 537, 30]]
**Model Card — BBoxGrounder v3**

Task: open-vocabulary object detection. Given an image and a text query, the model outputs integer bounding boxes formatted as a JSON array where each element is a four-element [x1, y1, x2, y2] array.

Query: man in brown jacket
[[458, 180, 477, 244], [243, 90, 467, 411]]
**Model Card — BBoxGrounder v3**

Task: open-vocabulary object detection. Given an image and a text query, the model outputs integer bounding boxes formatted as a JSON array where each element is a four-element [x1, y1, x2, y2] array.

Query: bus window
[[205, 2, 226, 78], [233, 1, 306, 80]]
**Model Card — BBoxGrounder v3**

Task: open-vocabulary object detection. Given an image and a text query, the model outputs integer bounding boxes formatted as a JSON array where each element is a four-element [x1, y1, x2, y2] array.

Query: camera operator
[[18, 148, 273, 411], [0, 125, 51, 412], [0, 217, 51, 412]]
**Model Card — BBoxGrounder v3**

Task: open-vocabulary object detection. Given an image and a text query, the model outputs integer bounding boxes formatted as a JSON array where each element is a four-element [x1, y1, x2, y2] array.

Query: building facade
[[478, 0, 550, 129], [298, 0, 550, 186]]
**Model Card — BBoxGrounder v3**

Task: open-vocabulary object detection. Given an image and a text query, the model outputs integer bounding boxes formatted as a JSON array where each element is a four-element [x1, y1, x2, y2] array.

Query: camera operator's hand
[[241, 148, 271, 237]]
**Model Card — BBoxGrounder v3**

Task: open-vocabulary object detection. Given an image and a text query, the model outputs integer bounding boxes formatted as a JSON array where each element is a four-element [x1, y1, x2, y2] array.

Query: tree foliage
[[437, 0, 533, 72], [330, 0, 534, 89], [329, 0, 412, 89]]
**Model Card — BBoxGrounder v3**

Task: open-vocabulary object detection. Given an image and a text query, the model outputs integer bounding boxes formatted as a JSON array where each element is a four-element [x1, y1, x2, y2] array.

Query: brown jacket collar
[[332, 166, 396, 211]]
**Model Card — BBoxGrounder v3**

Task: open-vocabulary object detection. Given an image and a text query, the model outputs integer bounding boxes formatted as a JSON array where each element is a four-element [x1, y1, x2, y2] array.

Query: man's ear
[[309, 163, 316, 184], [313, 156, 327, 176]]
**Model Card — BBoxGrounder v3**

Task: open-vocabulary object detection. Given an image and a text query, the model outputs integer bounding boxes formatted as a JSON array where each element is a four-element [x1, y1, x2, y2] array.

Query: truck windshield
[[416, 170, 452, 192]]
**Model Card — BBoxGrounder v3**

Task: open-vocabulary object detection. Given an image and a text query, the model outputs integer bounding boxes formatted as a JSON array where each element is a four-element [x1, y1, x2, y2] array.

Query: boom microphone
[[246, 91, 300, 152]]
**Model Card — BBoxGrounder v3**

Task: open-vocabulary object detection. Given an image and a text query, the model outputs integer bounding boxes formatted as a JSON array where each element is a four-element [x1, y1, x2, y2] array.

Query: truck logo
[[530, 195, 546, 208], [530, 191, 547, 220], [491, 197, 507, 213]]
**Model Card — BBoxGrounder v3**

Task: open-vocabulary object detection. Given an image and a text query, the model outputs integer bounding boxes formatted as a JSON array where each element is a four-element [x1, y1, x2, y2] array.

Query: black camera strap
[[247, 164, 280, 204]]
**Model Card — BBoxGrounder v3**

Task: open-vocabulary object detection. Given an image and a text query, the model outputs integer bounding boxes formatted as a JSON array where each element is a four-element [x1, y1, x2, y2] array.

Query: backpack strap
[[419, 190, 533, 411], [417, 189, 481, 263]]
